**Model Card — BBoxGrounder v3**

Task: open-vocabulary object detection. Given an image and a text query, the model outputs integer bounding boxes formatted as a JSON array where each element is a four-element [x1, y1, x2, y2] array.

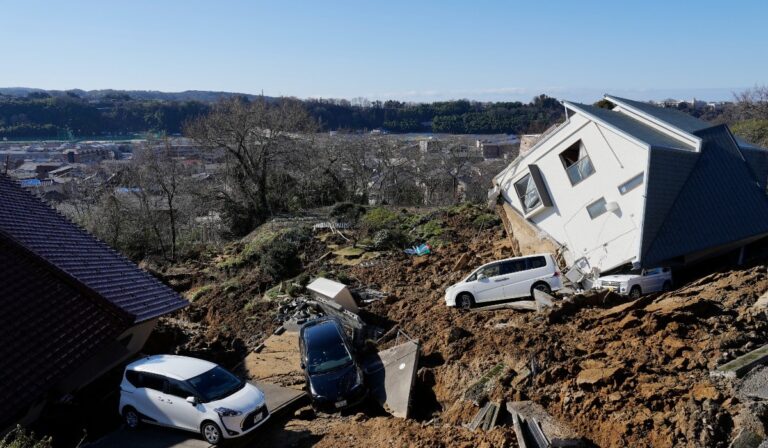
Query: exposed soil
[[146, 206, 768, 447]]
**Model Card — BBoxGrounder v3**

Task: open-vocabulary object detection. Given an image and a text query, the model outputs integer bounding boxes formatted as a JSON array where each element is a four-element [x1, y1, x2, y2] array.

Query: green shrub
[[472, 213, 501, 229], [417, 219, 445, 239], [259, 239, 301, 280], [372, 229, 408, 250], [1, 426, 52, 448], [361, 207, 400, 231]]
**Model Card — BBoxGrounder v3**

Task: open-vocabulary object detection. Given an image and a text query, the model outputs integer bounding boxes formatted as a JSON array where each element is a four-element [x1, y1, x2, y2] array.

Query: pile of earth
[[142, 204, 768, 447], [348, 233, 768, 447]]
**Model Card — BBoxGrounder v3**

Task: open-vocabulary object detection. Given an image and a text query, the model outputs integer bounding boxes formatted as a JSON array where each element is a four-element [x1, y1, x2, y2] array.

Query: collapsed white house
[[492, 95, 768, 276]]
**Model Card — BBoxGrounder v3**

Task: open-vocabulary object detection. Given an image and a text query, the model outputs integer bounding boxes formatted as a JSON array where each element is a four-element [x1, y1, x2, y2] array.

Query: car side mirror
[[186, 396, 197, 405]]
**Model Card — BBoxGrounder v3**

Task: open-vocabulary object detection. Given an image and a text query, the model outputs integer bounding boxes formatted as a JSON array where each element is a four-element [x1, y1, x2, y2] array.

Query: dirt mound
[[149, 205, 768, 447], [316, 416, 514, 448], [349, 229, 768, 447]]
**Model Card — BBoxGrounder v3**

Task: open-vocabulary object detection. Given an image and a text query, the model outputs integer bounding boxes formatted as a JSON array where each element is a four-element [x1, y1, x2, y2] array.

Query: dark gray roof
[[566, 102, 695, 151], [0, 175, 188, 323], [606, 95, 712, 133], [741, 146, 768, 191], [640, 125, 768, 267]]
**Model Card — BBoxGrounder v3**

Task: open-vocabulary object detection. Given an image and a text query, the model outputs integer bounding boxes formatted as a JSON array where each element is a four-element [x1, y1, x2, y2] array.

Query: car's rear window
[[528, 256, 547, 269], [304, 322, 353, 374]]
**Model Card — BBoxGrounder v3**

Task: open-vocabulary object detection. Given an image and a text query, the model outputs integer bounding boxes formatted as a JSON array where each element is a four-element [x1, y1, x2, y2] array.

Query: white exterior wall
[[497, 113, 650, 273]]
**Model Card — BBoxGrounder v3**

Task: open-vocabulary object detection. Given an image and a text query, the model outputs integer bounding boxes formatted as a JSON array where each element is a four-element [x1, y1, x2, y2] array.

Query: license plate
[[252, 412, 263, 423], [335, 400, 347, 408]]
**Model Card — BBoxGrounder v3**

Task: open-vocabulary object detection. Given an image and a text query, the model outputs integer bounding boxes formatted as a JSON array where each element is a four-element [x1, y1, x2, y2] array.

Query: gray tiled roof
[[0, 237, 129, 426], [605, 95, 712, 133], [640, 125, 768, 266], [0, 175, 188, 323], [566, 102, 695, 151]]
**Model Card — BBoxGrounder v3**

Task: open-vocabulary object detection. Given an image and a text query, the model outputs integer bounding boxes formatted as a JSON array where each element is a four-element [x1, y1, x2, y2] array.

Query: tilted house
[[0, 174, 188, 428], [493, 95, 768, 275]]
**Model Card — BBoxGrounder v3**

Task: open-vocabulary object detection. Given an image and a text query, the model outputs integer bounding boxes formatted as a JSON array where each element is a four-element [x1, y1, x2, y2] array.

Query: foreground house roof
[[0, 174, 187, 426], [0, 174, 187, 323]]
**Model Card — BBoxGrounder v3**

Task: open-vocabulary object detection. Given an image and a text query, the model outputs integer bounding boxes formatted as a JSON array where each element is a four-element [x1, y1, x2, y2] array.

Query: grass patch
[[186, 285, 213, 302]]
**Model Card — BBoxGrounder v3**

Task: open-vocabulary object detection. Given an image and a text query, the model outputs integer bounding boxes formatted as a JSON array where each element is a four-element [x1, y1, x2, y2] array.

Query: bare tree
[[131, 137, 185, 260], [732, 85, 768, 121], [186, 97, 316, 231]]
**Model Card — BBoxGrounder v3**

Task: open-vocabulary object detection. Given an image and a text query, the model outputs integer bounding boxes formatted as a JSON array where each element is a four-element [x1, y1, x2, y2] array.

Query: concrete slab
[[251, 381, 306, 414], [363, 340, 420, 418], [712, 344, 768, 379], [244, 331, 304, 385], [533, 290, 555, 310], [472, 301, 538, 312], [507, 401, 583, 447]]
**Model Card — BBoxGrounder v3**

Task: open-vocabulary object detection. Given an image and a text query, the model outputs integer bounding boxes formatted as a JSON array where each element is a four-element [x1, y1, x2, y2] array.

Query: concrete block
[[712, 344, 768, 379]]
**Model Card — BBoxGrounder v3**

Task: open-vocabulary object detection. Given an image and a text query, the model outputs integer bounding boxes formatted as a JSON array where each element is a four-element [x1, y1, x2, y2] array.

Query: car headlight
[[214, 407, 242, 417]]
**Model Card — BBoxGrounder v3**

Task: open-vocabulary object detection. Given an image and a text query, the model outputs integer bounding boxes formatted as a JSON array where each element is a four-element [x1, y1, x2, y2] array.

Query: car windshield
[[305, 323, 353, 375], [187, 366, 244, 402]]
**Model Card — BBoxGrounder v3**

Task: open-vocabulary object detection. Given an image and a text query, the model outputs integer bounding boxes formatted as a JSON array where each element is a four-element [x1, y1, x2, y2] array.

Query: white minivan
[[119, 355, 269, 445], [445, 253, 562, 309]]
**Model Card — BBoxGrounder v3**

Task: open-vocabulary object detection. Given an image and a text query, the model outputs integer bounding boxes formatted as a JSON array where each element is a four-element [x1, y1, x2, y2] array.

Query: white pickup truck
[[596, 267, 673, 299]]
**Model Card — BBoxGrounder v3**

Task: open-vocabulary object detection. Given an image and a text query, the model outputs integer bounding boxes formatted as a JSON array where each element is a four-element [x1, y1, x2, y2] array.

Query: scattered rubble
[[146, 205, 768, 447]]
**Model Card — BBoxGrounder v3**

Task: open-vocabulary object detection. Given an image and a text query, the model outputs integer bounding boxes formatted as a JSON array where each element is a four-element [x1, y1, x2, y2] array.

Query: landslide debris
[[147, 203, 768, 447]]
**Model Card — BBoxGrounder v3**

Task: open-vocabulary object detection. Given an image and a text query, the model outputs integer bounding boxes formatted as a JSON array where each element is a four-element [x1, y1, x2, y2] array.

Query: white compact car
[[119, 355, 269, 445], [596, 267, 672, 298], [445, 253, 562, 309]]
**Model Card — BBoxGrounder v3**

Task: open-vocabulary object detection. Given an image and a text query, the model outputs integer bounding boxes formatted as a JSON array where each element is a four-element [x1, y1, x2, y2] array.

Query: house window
[[587, 198, 608, 219], [560, 140, 595, 185], [513, 174, 542, 213], [618, 173, 644, 195]]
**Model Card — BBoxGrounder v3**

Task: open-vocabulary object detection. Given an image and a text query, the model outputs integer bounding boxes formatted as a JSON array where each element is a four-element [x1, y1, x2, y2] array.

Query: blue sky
[[1, 0, 766, 102]]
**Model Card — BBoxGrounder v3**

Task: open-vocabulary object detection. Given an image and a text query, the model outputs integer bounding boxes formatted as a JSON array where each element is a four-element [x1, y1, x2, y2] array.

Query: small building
[[0, 174, 188, 429], [306, 277, 359, 314], [493, 95, 768, 275]]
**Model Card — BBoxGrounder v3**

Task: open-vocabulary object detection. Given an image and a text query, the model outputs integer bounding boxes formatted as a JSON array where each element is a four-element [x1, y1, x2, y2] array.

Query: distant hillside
[[0, 87, 268, 103], [0, 87, 567, 139]]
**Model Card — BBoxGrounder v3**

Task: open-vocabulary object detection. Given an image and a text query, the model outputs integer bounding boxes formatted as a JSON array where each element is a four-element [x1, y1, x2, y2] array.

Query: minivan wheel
[[629, 285, 642, 299], [201, 421, 222, 445], [123, 407, 140, 429], [531, 282, 552, 296], [457, 293, 474, 310]]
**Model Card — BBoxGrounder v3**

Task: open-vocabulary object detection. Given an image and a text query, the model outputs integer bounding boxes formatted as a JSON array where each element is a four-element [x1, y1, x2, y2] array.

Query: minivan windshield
[[305, 323, 353, 375], [187, 366, 244, 402]]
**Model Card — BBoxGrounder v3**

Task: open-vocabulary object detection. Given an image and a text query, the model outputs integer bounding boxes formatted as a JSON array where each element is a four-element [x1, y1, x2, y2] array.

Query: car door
[[161, 379, 202, 431], [136, 373, 172, 426], [502, 258, 530, 298], [643, 268, 662, 292], [472, 262, 505, 303]]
